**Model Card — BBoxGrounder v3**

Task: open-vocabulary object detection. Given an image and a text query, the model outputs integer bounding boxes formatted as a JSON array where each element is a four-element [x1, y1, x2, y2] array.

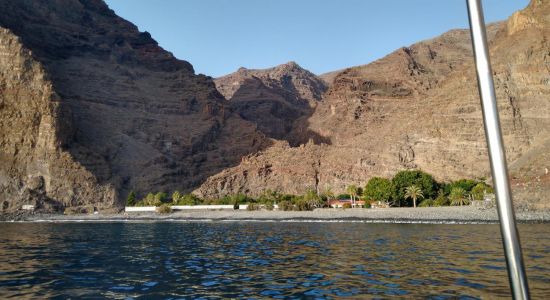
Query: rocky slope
[[215, 62, 327, 145], [0, 0, 268, 212], [196, 0, 550, 209]]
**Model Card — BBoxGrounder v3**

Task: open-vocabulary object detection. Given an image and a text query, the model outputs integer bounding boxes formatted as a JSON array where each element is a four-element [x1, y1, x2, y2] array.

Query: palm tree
[[404, 185, 424, 208], [450, 187, 469, 206], [323, 186, 335, 200], [346, 185, 358, 206], [172, 191, 182, 204]]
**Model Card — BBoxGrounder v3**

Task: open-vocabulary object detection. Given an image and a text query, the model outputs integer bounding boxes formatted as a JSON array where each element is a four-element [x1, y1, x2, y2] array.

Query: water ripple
[[0, 223, 548, 298]]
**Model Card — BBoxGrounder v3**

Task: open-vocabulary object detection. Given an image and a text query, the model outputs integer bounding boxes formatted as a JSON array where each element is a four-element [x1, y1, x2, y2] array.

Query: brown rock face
[[196, 1, 550, 209], [1, 0, 548, 211], [0, 0, 267, 212], [215, 62, 328, 145]]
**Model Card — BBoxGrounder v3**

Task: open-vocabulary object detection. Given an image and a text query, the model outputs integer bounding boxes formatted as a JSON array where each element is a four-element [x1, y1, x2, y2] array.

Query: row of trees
[[126, 170, 493, 209], [360, 170, 493, 207], [127, 189, 326, 211]]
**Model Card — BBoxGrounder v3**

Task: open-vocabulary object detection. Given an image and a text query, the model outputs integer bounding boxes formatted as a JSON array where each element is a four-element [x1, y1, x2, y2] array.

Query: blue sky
[[105, 0, 528, 77]]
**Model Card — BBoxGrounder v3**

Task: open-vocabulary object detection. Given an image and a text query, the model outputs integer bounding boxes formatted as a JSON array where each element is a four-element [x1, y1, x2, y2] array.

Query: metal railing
[[465, 0, 530, 298]]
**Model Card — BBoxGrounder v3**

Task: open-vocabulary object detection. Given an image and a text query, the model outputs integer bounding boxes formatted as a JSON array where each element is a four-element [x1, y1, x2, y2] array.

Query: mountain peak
[[275, 61, 303, 72]]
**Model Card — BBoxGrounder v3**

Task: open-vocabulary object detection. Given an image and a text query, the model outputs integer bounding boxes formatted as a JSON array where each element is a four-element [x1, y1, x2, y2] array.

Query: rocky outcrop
[[215, 62, 327, 144], [0, 0, 268, 212], [197, 0, 550, 209]]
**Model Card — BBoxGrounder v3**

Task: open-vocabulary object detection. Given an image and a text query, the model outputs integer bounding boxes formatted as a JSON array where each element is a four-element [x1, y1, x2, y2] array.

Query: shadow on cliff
[[228, 78, 332, 148]]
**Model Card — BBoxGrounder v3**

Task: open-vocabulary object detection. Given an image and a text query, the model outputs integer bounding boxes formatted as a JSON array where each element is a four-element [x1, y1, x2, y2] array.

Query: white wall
[[125, 206, 156, 212], [171, 205, 235, 210], [125, 205, 238, 212]]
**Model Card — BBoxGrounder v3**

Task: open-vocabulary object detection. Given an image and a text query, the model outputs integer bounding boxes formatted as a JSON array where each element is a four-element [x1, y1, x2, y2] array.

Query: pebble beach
[[2, 206, 549, 223]]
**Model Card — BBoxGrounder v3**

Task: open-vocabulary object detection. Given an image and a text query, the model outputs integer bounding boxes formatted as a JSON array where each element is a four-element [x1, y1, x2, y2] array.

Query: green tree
[[346, 185, 359, 206], [154, 192, 168, 204], [364, 177, 392, 203], [404, 185, 424, 208], [450, 187, 469, 206], [172, 191, 182, 204], [142, 193, 161, 206], [303, 189, 323, 208], [391, 170, 438, 207], [126, 191, 137, 206], [178, 194, 201, 205], [322, 186, 335, 201]]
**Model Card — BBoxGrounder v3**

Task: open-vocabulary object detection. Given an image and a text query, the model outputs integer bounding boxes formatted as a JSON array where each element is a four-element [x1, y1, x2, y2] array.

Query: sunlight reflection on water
[[0, 222, 549, 299]]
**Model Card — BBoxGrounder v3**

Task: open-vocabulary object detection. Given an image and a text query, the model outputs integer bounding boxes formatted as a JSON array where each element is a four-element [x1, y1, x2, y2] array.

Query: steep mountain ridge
[[197, 0, 550, 209], [0, 0, 268, 212], [215, 62, 327, 144]]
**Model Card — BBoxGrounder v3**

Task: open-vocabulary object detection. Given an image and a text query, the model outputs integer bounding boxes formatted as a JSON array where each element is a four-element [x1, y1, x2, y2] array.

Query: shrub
[[448, 179, 479, 194], [246, 203, 260, 211], [391, 170, 438, 207], [176, 194, 201, 205], [280, 194, 302, 203], [278, 200, 294, 211], [433, 194, 449, 207], [364, 177, 392, 203], [126, 191, 137, 206], [257, 190, 283, 204], [295, 200, 313, 211], [342, 203, 352, 209], [419, 198, 434, 207], [265, 203, 274, 211], [157, 204, 172, 214], [471, 183, 494, 201]]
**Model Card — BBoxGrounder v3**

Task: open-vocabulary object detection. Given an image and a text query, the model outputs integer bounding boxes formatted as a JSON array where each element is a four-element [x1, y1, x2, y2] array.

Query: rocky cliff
[[1, 0, 548, 212], [215, 62, 327, 145], [0, 0, 267, 212], [196, 0, 550, 209]]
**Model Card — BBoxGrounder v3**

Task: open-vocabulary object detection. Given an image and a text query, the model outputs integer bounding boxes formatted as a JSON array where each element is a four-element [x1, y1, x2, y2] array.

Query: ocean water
[[0, 222, 549, 299]]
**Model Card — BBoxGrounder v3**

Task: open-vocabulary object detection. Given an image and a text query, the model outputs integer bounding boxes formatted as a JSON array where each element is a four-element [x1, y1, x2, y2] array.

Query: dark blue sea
[[0, 222, 549, 299]]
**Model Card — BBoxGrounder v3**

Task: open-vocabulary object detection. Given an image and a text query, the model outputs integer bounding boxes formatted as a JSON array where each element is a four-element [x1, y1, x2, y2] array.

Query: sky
[[104, 0, 529, 77]]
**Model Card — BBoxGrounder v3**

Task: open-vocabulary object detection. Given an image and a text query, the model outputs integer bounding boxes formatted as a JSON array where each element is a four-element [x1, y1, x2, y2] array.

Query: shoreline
[[2, 207, 549, 224]]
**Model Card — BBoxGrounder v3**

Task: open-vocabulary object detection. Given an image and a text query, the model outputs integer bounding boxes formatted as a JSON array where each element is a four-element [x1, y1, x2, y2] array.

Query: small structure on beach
[[21, 204, 35, 211], [327, 199, 366, 208], [370, 201, 390, 209]]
